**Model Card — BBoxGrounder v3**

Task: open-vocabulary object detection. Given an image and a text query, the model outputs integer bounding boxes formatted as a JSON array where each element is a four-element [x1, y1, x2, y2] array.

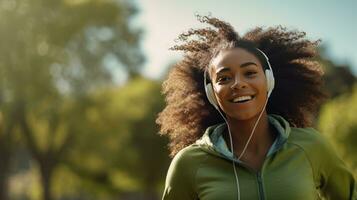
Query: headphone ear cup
[[205, 83, 219, 109], [265, 69, 275, 97]]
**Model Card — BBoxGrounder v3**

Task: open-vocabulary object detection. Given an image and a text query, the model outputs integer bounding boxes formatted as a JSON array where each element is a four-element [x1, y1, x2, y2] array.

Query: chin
[[225, 110, 260, 121]]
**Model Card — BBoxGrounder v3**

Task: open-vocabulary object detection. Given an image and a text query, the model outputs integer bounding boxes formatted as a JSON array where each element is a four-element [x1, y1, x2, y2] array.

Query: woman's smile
[[210, 47, 268, 120], [229, 94, 255, 103]]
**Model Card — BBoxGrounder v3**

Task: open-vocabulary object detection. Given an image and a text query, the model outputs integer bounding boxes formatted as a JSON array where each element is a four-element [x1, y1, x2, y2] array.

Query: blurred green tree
[[318, 85, 357, 175], [58, 77, 169, 199], [0, 0, 143, 199]]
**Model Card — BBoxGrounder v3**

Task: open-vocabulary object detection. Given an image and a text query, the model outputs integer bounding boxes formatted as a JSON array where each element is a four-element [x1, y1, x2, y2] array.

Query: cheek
[[258, 79, 267, 92], [250, 74, 268, 93], [260, 78, 269, 93], [255, 78, 269, 102], [213, 85, 229, 100]]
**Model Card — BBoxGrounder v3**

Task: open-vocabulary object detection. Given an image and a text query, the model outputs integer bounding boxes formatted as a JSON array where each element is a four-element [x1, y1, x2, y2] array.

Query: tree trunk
[[0, 145, 11, 200], [39, 162, 54, 200], [0, 106, 17, 200]]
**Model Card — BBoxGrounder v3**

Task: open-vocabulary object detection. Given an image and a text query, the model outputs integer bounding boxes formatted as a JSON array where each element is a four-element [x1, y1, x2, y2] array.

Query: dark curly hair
[[156, 15, 327, 157]]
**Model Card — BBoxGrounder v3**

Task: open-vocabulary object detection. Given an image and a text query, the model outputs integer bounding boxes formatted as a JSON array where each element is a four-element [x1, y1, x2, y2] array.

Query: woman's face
[[210, 47, 268, 121]]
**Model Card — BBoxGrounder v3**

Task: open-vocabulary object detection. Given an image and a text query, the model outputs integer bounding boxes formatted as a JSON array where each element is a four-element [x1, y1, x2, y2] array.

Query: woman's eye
[[245, 71, 257, 77], [217, 76, 231, 83]]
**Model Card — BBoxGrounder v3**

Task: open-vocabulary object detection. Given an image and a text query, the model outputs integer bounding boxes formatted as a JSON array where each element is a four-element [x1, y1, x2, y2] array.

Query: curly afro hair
[[156, 15, 327, 157]]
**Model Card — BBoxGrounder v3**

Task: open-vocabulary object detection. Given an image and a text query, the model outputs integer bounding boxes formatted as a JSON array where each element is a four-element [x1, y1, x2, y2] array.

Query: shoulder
[[286, 128, 356, 199], [171, 144, 202, 164], [163, 144, 207, 198], [288, 127, 331, 152], [287, 127, 335, 168], [168, 144, 207, 172], [166, 144, 207, 181], [287, 127, 342, 174]]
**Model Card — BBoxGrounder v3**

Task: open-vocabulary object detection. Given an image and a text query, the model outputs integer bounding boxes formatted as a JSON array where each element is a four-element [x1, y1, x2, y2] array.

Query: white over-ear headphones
[[204, 48, 275, 109]]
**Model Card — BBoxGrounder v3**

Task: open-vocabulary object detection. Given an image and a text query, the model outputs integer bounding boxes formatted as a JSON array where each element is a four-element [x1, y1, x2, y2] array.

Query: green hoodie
[[162, 114, 356, 200]]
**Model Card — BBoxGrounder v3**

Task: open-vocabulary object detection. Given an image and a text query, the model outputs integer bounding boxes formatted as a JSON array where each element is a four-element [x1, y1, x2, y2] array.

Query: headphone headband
[[255, 48, 274, 74]]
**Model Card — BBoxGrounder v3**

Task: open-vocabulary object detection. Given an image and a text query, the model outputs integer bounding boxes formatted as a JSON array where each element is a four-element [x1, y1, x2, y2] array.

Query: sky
[[135, 0, 357, 79]]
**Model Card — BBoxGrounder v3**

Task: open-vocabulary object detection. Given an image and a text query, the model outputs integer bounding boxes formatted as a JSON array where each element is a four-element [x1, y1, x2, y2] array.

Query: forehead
[[211, 48, 261, 69]]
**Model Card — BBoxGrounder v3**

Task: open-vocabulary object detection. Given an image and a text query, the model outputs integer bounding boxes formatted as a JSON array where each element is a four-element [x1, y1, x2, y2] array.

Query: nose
[[230, 75, 247, 90]]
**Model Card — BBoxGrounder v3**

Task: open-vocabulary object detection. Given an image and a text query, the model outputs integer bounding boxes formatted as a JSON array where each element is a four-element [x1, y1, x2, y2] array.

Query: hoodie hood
[[195, 114, 291, 162]]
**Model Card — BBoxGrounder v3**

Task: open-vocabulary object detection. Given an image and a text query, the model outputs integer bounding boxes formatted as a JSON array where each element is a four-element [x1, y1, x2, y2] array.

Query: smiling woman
[[156, 15, 356, 200]]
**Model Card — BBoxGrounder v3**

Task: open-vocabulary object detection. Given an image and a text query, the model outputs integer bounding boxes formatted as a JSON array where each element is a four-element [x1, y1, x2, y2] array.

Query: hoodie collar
[[195, 114, 291, 161]]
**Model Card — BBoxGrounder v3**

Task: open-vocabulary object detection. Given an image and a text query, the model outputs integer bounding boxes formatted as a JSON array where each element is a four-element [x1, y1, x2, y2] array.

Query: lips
[[229, 95, 255, 103]]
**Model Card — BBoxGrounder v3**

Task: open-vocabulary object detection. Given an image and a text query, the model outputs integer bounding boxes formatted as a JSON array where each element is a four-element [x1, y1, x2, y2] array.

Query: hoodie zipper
[[233, 155, 269, 200], [203, 145, 269, 199], [230, 156, 268, 200], [238, 160, 267, 200], [257, 172, 265, 200]]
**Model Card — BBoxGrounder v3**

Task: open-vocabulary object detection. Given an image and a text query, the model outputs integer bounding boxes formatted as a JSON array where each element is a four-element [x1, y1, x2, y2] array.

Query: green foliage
[[0, 0, 146, 199], [60, 77, 169, 198], [0, 0, 143, 97], [318, 85, 357, 173]]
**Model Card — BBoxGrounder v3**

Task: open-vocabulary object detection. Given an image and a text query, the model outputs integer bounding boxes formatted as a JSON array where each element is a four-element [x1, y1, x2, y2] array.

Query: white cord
[[215, 94, 269, 200], [237, 97, 269, 160], [215, 108, 241, 200]]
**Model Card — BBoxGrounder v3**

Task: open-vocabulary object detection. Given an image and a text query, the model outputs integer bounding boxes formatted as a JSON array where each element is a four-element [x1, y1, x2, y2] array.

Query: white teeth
[[232, 96, 252, 103]]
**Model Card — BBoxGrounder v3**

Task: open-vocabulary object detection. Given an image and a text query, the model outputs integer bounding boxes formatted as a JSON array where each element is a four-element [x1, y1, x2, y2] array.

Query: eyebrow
[[216, 62, 258, 74]]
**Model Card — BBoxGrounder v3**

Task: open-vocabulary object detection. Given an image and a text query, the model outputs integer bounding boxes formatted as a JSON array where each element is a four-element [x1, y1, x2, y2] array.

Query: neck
[[224, 112, 274, 156]]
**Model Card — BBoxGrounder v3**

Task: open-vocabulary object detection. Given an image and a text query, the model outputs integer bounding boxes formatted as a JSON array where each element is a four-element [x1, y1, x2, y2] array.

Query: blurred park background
[[0, 0, 356, 199]]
